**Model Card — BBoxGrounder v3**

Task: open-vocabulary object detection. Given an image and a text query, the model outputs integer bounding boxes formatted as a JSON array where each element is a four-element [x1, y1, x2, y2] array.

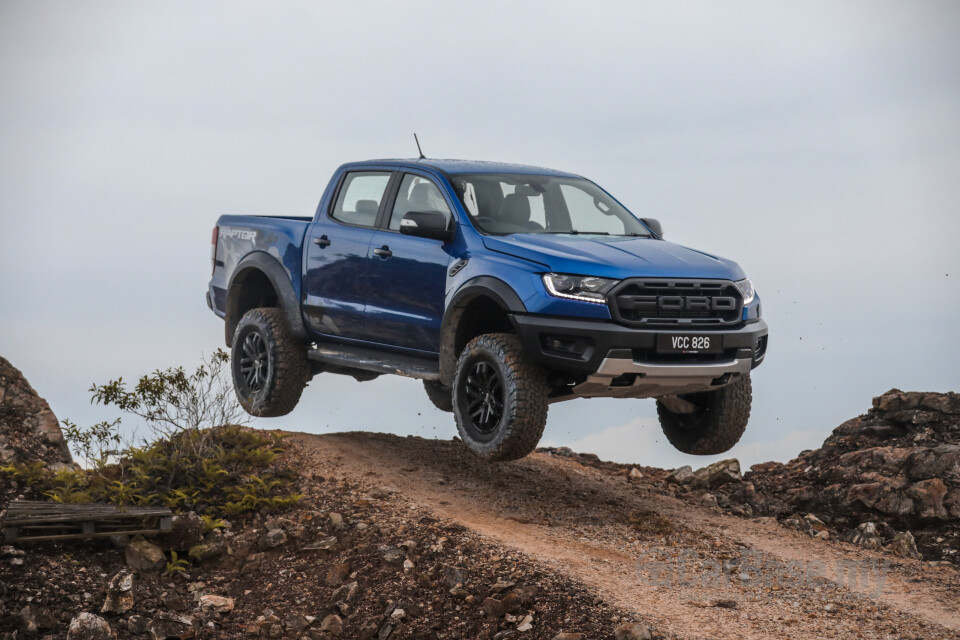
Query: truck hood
[[481, 234, 746, 281]]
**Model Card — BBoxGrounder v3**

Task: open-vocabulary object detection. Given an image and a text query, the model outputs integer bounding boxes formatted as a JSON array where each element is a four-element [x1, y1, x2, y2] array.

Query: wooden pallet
[[3, 500, 172, 543]]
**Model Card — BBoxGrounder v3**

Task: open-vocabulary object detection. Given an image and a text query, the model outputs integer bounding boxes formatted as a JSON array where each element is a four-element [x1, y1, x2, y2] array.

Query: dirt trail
[[291, 431, 960, 640]]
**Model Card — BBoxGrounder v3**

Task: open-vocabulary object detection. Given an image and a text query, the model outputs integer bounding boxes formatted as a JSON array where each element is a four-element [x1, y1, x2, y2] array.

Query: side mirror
[[400, 211, 454, 242], [640, 217, 663, 237]]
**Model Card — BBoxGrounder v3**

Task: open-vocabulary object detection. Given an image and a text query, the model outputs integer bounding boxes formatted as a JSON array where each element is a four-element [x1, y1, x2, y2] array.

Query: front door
[[302, 170, 392, 341], [365, 173, 453, 352]]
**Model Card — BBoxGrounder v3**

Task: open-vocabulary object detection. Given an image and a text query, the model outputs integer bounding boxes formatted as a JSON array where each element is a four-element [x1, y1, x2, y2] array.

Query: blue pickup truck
[[207, 159, 768, 461]]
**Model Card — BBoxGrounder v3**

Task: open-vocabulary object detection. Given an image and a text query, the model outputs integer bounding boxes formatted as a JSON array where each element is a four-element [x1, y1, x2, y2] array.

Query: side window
[[389, 174, 452, 231], [332, 171, 392, 227]]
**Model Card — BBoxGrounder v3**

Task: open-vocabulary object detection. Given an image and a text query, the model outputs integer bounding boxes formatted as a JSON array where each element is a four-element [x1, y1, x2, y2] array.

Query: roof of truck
[[353, 158, 583, 178]]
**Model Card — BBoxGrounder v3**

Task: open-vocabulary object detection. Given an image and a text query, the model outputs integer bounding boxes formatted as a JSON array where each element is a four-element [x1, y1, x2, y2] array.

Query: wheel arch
[[224, 252, 308, 346], [438, 277, 526, 385]]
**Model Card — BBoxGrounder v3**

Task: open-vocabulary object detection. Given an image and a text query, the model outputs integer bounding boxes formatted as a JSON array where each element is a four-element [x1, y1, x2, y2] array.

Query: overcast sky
[[1, 1, 958, 470]]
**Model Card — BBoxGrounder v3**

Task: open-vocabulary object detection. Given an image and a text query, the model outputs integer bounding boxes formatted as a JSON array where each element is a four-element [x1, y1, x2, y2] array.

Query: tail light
[[211, 226, 219, 275]]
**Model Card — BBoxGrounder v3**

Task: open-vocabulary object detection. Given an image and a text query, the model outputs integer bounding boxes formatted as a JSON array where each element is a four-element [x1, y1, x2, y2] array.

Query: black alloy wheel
[[463, 360, 505, 434], [238, 331, 270, 395]]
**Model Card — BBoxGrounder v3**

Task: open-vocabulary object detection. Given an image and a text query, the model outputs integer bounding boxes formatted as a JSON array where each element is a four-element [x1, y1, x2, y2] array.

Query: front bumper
[[512, 314, 768, 399]]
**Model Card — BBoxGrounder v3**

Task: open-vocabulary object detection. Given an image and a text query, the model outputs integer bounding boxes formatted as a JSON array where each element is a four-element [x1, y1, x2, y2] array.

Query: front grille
[[610, 279, 743, 327]]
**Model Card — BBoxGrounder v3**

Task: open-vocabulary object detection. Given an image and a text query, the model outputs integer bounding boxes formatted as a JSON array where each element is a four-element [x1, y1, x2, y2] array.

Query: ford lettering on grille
[[610, 279, 743, 326]]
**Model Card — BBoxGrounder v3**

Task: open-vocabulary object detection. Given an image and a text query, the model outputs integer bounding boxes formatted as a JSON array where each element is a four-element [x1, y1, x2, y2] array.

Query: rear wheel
[[452, 333, 548, 462], [231, 307, 309, 417], [656, 374, 751, 455], [423, 380, 453, 412]]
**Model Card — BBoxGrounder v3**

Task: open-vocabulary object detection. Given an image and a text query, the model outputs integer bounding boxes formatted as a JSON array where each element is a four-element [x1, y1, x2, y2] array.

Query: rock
[[326, 562, 351, 586], [511, 585, 538, 604], [320, 614, 343, 635], [500, 591, 522, 613], [161, 593, 188, 611], [443, 565, 467, 589], [101, 571, 135, 614], [482, 597, 503, 618], [304, 536, 338, 551], [749, 461, 782, 473], [803, 514, 829, 534], [0, 356, 74, 464], [198, 594, 234, 612], [614, 622, 652, 640], [187, 538, 226, 562], [906, 478, 948, 519], [167, 512, 203, 550], [845, 522, 882, 550], [148, 612, 196, 639], [628, 468, 644, 480], [19, 605, 37, 635], [283, 614, 311, 631], [258, 528, 288, 549], [665, 465, 693, 484], [128, 615, 150, 635], [695, 459, 742, 488], [67, 612, 114, 640], [125, 537, 166, 571], [378, 545, 404, 565], [516, 614, 534, 631], [490, 580, 516, 593], [887, 531, 921, 560], [332, 581, 359, 603]]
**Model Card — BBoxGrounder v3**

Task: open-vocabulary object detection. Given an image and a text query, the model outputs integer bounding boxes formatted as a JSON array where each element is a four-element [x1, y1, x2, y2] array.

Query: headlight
[[735, 278, 755, 305], [542, 273, 618, 304]]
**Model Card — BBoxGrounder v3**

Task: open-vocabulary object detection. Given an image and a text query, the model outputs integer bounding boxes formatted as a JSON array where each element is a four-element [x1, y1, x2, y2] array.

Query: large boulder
[[0, 356, 72, 464]]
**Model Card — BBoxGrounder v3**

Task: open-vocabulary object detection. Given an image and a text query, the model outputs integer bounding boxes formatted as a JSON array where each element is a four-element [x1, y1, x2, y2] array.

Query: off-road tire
[[231, 307, 309, 417], [656, 374, 751, 455], [452, 333, 548, 462], [423, 380, 453, 412]]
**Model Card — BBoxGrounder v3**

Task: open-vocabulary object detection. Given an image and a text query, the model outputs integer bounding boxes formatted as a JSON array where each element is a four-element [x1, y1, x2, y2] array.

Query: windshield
[[448, 173, 650, 236]]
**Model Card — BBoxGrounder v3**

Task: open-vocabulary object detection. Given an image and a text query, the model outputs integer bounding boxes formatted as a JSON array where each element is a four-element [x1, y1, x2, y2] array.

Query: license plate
[[656, 334, 723, 354]]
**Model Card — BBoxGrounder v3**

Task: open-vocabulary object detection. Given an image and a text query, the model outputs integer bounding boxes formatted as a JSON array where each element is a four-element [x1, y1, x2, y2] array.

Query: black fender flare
[[224, 252, 309, 346], [438, 276, 526, 385]]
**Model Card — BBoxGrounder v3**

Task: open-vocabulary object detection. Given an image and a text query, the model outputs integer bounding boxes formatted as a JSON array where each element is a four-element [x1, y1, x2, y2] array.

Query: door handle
[[373, 245, 392, 258], [314, 235, 331, 248]]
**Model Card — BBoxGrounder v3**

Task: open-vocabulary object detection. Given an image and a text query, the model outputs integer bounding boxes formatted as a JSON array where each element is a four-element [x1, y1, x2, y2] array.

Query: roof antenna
[[414, 133, 426, 160]]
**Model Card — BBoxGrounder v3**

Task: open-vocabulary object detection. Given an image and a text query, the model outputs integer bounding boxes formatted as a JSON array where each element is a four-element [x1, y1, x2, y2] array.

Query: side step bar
[[307, 344, 440, 381]]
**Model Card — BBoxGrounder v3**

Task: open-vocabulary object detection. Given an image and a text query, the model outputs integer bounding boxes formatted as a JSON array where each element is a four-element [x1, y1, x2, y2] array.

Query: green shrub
[[0, 352, 300, 518]]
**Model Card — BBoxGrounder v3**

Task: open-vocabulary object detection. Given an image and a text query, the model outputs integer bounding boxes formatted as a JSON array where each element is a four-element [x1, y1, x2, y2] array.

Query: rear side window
[[332, 171, 391, 227]]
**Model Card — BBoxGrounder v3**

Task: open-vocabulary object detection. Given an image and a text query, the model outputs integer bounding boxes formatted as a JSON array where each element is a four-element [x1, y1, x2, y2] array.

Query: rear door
[[302, 170, 394, 341], [364, 172, 455, 352]]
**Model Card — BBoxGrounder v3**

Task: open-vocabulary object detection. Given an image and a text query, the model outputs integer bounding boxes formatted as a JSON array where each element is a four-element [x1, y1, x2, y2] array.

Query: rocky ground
[[2, 369, 959, 639], [667, 389, 960, 565]]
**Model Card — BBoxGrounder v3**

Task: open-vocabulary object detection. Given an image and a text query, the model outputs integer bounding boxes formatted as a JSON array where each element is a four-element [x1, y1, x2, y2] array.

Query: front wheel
[[452, 333, 548, 462], [656, 375, 752, 455], [231, 307, 309, 417]]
